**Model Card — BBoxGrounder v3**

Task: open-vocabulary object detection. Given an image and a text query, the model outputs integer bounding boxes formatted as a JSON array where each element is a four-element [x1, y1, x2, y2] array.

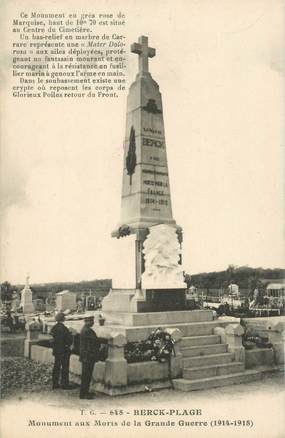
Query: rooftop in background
[[267, 283, 285, 290], [56, 290, 75, 296]]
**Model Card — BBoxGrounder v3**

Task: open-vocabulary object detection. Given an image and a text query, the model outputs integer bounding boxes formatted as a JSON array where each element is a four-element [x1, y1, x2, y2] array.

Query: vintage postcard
[[0, 1, 284, 437]]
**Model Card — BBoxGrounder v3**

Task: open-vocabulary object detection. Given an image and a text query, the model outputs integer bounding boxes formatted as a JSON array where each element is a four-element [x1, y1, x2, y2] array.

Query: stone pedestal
[[24, 320, 41, 358], [269, 322, 285, 365], [102, 287, 188, 314], [103, 223, 186, 313], [105, 333, 128, 389], [100, 309, 214, 330], [165, 327, 183, 378], [225, 324, 245, 363]]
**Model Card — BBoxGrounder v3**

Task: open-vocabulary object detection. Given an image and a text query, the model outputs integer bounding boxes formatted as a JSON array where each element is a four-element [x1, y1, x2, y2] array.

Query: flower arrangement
[[124, 328, 175, 363], [117, 224, 131, 238], [240, 320, 273, 350], [242, 333, 272, 350]]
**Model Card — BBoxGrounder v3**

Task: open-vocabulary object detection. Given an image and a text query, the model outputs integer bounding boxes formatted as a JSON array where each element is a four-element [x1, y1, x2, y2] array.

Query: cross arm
[[131, 42, 142, 54]]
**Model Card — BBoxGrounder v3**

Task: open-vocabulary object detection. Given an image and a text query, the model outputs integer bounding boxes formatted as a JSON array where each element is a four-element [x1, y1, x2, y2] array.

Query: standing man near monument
[[50, 312, 73, 390], [79, 315, 100, 399]]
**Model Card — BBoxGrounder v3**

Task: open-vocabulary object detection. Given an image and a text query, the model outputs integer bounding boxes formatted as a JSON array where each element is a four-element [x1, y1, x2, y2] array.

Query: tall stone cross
[[111, 35, 182, 291], [131, 35, 156, 76]]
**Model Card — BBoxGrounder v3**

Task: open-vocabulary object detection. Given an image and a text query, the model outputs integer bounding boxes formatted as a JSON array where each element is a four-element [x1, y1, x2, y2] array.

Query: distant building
[[266, 282, 285, 296], [264, 281, 285, 309]]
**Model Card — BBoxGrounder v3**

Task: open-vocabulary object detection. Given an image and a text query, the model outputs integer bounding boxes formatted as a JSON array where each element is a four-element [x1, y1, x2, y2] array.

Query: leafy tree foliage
[[0, 281, 14, 302], [189, 266, 284, 291], [14, 279, 112, 300]]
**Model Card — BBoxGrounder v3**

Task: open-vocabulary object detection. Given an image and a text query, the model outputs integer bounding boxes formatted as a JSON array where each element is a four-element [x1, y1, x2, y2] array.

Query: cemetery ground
[[1, 348, 284, 406], [1, 333, 284, 438]]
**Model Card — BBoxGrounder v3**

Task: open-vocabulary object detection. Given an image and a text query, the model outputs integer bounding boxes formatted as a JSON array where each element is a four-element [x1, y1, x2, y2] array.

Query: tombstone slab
[[56, 290, 77, 312]]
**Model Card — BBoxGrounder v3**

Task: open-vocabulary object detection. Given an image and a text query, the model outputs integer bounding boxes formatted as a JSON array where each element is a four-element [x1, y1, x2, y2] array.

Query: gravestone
[[56, 290, 77, 311], [103, 36, 186, 313], [20, 275, 34, 314]]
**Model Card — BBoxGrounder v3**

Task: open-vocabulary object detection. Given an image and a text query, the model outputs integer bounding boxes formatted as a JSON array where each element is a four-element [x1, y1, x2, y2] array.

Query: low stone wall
[[29, 345, 180, 379], [128, 361, 169, 384], [1, 336, 25, 357], [127, 359, 183, 384], [245, 348, 274, 369], [28, 346, 106, 389], [27, 325, 184, 395], [30, 345, 54, 364], [69, 354, 105, 383], [242, 318, 285, 366]]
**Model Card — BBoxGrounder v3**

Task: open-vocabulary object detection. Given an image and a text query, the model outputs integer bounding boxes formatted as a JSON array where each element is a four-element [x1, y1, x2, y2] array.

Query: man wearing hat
[[79, 315, 100, 399], [50, 312, 73, 389]]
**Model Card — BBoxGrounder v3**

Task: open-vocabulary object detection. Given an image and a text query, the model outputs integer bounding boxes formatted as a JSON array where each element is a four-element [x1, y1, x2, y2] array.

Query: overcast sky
[[1, 0, 284, 284]]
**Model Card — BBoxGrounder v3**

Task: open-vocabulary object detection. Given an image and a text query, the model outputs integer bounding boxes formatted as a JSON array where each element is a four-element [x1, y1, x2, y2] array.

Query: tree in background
[[226, 264, 237, 283], [0, 281, 14, 302], [248, 276, 264, 301]]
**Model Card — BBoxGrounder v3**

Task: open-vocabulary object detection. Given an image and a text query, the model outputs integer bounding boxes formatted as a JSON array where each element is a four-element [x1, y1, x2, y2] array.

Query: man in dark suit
[[79, 315, 100, 399], [50, 312, 73, 389]]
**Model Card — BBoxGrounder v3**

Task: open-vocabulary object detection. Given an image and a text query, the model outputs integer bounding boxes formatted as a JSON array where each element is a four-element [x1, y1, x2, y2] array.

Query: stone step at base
[[179, 321, 230, 337], [183, 352, 234, 368], [181, 334, 221, 348], [183, 362, 245, 380], [101, 320, 232, 343], [245, 347, 274, 369], [173, 369, 261, 391], [181, 343, 227, 358], [103, 309, 214, 327]]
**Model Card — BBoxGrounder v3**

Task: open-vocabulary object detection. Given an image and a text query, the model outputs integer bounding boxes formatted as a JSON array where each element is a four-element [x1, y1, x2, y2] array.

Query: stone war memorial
[[103, 34, 186, 316], [25, 36, 284, 396]]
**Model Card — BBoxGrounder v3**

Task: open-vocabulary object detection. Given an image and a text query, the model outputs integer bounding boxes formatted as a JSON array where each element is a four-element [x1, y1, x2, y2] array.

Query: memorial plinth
[[102, 35, 186, 314]]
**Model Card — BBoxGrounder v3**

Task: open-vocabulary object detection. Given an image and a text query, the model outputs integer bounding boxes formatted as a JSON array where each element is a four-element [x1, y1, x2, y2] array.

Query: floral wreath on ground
[[124, 328, 175, 363]]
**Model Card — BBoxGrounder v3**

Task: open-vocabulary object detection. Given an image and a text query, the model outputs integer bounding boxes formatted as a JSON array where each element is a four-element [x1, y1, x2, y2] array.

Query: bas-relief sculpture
[[141, 224, 185, 290]]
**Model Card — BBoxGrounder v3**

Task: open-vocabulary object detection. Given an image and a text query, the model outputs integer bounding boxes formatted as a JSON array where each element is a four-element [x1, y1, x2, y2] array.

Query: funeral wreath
[[124, 327, 175, 363]]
